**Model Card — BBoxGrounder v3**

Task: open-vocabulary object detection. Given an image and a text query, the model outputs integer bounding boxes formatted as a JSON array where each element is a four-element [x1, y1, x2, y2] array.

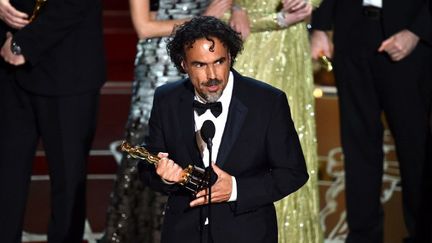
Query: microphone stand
[[206, 137, 213, 243], [199, 119, 215, 242]]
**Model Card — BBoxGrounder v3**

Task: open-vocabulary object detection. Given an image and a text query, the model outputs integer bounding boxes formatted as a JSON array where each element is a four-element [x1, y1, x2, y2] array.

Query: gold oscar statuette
[[319, 55, 333, 72], [29, 0, 47, 22], [121, 141, 211, 195]]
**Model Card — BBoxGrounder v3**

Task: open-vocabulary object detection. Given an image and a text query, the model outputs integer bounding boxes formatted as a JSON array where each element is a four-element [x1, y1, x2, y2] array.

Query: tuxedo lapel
[[216, 79, 248, 168], [178, 81, 204, 168]]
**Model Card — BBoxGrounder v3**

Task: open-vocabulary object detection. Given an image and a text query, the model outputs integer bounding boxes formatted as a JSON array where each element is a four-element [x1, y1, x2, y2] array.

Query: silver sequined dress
[[103, 1, 209, 242]]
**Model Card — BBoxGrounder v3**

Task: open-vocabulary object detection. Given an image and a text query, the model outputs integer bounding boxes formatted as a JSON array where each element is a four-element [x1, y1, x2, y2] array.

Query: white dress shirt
[[363, 0, 382, 8], [194, 71, 237, 202]]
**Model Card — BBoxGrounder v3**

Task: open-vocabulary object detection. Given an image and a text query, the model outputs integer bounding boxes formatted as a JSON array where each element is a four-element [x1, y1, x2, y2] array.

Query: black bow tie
[[193, 100, 222, 117]]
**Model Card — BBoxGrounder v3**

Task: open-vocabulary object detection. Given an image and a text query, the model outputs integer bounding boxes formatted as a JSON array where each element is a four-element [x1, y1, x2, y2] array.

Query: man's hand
[[378, 29, 419, 62], [0, 0, 29, 29], [1, 32, 26, 65], [310, 30, 333, 60], [229, 7, 250, 40], [202, 0, 232, 19], [155, 152, 184, 184], [190, 163, 232, 207]]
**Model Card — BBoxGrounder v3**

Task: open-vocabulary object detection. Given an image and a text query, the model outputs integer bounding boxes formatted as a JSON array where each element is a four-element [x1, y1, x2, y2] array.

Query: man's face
[[181, 37, 231, 103]]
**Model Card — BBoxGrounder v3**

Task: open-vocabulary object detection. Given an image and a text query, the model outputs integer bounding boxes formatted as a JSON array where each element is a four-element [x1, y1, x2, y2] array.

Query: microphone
[[200, 120, 218, 186], [200, 120, 215, 150]]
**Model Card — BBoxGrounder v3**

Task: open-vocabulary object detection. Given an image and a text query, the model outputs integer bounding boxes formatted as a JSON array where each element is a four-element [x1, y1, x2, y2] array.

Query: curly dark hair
[[166, 16, 243, 73]]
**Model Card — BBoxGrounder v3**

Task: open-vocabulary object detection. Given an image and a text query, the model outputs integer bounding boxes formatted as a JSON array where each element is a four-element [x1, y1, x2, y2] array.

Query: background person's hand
[[310, 30, 333, 60], [378, 29, 419, 62], [1, 32, 26, 65], [229, 7, 250, 40], [280, 2, 312, 27], [203, 0, 232, 19], [0, 0, 29, 29], [283, 0, 307, 13]]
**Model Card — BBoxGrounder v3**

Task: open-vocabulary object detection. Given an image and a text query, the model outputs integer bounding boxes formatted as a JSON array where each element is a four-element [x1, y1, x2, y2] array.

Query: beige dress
[[233, 1, 323, 242]]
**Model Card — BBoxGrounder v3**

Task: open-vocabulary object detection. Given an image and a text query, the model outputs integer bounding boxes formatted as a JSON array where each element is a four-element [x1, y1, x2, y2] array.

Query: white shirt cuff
[[228, 176, 237, 202]]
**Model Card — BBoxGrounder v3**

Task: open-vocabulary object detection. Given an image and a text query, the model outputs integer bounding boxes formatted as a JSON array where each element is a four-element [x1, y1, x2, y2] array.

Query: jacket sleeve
[[12, 0, 97, 65], [234, 92, 309, 214], [246, 0, 324, 34], [230, 0, 313, 33], [246, 12, 284, 33], [138, 88, 180, 194], [311, 0, 336, 31], [407, 0, 432, 43]]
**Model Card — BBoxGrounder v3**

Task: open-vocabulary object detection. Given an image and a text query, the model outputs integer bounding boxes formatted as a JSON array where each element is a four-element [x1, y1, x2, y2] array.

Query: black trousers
[[416, 91, 432, 243], [333, 13, 432, 243], [0, 70, 100, 243]]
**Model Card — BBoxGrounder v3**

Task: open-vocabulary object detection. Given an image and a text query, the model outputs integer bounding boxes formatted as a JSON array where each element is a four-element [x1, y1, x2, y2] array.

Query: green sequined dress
[[233, 1, 323, 242]]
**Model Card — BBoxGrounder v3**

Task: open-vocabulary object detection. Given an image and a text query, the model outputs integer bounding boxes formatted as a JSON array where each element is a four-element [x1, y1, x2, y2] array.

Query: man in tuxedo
[[138, 16, 308, 243], [0, 0, 105, 242], [310, 0, 432, 242]]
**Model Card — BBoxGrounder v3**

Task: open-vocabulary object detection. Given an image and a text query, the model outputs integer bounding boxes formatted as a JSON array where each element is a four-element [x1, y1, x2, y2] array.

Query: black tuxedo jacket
[[139, 70, 308, 243], [312, 0, 432, 52], [0, 0, 106, 95]]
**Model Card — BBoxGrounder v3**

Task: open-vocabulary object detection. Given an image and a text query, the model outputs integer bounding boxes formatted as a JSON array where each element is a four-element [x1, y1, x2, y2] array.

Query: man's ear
[[181, 60, 187, 72]]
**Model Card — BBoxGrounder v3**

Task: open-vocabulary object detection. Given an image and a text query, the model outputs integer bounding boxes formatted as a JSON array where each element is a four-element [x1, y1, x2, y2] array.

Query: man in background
[[0, 0, 106, 242], [310, 0, 432, 242]]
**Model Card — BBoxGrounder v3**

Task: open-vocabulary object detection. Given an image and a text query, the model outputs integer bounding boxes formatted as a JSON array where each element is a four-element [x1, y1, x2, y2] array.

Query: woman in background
[[102, 0, 231, 242], [230, 0, 323, 242]]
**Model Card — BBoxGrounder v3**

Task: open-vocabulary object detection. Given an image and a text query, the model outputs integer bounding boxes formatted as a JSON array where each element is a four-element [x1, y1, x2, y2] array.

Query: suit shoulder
[[236, 74, 285, 98], [154, 79, 190, 98]]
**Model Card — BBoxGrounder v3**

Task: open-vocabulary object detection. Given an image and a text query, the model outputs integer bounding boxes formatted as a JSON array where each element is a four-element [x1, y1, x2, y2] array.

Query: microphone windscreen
[[200, 120, 215, 143]]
